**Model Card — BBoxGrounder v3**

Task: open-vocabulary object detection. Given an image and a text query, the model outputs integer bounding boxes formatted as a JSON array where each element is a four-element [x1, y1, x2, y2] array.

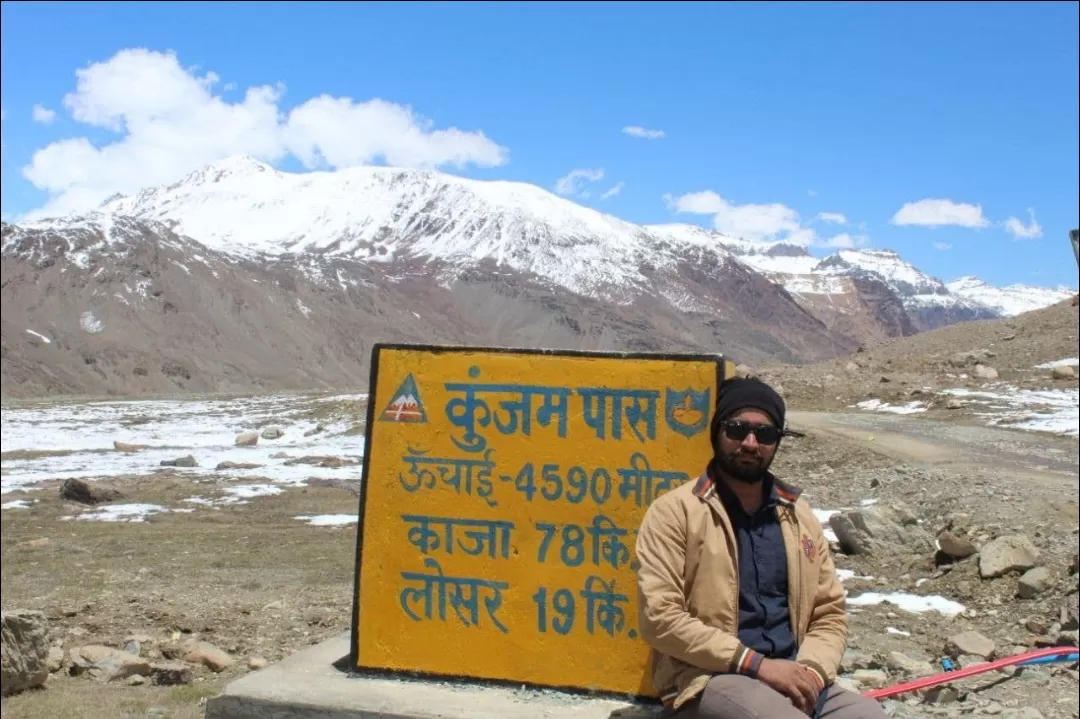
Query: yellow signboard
[[351, 344, 733, 698]]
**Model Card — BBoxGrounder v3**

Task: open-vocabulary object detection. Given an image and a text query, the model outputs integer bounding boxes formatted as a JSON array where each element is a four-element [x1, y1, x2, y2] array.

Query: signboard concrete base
[[205, 632, 662, 719]]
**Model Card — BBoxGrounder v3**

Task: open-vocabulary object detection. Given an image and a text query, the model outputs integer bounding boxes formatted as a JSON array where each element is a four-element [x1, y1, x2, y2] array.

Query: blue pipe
[[1017, 652, 1078, 667]]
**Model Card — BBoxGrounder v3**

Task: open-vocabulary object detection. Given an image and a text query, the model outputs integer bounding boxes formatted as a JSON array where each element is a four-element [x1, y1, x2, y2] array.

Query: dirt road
[[789, 410, 1079, 482]]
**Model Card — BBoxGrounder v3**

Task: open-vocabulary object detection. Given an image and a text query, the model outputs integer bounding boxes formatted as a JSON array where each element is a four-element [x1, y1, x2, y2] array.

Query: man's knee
[[822, 686, 890, 719], [690, 674, 806, 719]]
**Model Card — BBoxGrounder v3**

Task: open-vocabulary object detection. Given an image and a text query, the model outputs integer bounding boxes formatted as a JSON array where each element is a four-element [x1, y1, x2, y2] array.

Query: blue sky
[[1, 0, 1077, 288]]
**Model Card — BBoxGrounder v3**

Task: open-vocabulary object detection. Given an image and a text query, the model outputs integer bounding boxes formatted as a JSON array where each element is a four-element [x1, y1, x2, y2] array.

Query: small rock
[[834, 676, 862, 693], [945, 399, 963, 410], [979, 534, 1039, 578], [260, 426, 284, 440], [216, 461, 264, 471], [183, 641, 233, 672], [850, 668, 888, 689], [125, 674, 147, 686], [59, 478, 123, 506], [923, 686, 960, 704], [235, 431, 259, 447], [160, 455, 197, 468], [973, 364, 999, 381], [1002, 709, 1044, 719], [886, 651, 936, 677], [949, 352, 972, 368], [946, 630, 995, 660], [47, 646, 64, 673], [1, 610, 50, 696], [67, 645, 151, 682], [1025, 618, 1049, 635], [113, 441, 149, 452], [1017, 567, 1051, 599], [937, 531, 977, 559], [303, 424, 326, 437], [734, 364, 753, 377], [247, 655, 268, 670], [1052, 365, 1076, 380], [150, 661, 192, 685]]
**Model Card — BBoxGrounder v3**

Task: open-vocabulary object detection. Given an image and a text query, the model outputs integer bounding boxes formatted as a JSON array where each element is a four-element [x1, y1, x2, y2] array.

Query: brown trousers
[[672, 675, 889, 719]]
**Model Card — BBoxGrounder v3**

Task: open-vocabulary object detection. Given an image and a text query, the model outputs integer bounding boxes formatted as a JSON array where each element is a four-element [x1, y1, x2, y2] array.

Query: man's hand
[[756, 658, 821, 715]]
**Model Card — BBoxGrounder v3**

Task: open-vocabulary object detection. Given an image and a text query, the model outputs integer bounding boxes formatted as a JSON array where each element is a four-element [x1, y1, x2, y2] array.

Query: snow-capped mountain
[[946, 276, 1076, 317], [98, 155, 731, 306], [3, 154, 1074, 398]]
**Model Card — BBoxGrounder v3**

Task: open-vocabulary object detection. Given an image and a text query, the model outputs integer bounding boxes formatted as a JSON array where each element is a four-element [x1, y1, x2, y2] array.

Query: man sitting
[[635, 377, 888, 718]]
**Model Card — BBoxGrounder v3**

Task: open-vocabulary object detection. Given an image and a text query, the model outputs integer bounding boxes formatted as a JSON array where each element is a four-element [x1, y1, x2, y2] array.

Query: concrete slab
[[205, 633, 664, 719]]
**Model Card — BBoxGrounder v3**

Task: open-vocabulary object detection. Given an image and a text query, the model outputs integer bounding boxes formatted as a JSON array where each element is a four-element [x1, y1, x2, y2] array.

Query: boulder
[[1017, 567, 1051, 599], [1, 610, 50, 696], [979, 534, 1039, 579], [235, 431, 259, 447], [260, 426, 284, 440], [150, 661, 192, 686], [937, 531, 977, 559], [183, 640, 233, 672], [160, 455, 197, 468], [946, 631, 995, 661], [828, 502, 935, 557], [1052, 365, 1076, 380], [216, 461, 265, 471], [67, 645, 151, 682], [59, 478, 122, 505]]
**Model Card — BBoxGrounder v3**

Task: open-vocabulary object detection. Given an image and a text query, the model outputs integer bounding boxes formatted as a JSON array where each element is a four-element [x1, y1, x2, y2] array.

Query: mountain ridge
[[2, 155, 1074, 399]]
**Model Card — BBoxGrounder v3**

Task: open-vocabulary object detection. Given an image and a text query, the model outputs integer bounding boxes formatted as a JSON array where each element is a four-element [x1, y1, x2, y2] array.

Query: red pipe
[[863, 646, 1078, 700]]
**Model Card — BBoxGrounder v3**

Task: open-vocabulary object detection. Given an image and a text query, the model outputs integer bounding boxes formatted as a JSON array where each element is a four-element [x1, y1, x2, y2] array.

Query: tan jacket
[[634, 471, 848, 710]]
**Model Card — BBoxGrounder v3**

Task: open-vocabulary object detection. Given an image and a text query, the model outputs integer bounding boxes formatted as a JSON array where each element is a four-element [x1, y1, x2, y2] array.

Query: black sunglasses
[[721, 419, 781, 445]]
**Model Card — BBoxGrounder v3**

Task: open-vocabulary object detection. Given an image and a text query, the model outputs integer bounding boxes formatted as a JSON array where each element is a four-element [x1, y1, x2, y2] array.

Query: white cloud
[[31, 104, 56, 124], [622, 125, 665, 140], [1003, 208, 1043, 240], [933, 242, 953, 250], [20, 48, 509, 219], [555, 168, 604, 197], [820, 233, 869, 249], [816, 211, 847, 224], [666, 191, 802, 242], [891, 198, 990, 228], [807, 189, 817, 197], [665, 190, 862, 249], [1, 107, 6, 120], [601, 181, 625, 200]]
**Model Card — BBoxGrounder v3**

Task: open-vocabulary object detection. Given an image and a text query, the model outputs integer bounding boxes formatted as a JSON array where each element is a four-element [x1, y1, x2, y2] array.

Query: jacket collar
[[693, 465, 802, 507]]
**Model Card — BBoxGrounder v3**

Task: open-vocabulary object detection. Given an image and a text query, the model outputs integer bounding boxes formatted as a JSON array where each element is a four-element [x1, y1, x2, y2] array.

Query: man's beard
[[714, 447, 774, 485]]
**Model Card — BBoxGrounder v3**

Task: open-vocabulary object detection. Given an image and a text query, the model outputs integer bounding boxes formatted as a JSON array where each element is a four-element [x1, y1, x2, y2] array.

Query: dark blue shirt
[[715, 477, 797, 660]]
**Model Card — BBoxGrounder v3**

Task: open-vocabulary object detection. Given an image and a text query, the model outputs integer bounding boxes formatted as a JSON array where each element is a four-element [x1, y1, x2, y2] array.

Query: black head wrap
[[709, 376, 786, 454]]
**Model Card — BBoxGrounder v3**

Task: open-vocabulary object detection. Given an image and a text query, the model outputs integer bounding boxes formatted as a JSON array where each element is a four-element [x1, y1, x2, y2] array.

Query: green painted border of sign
[[348, 342, 733, 702]]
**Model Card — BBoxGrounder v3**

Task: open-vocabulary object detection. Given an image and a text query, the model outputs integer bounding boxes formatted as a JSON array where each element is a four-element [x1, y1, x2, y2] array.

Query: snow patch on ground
[[854, 399, 928, 415], [1033, 357, 1079, 369], [63, 503, 169, 523], [846, 591, 967, 617], [939, 386, 1079, 437], [1, 392, 368, 494], [25, 329, 52, 343], [79, 310, 104, 333], [294, 514, 357, 526]]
